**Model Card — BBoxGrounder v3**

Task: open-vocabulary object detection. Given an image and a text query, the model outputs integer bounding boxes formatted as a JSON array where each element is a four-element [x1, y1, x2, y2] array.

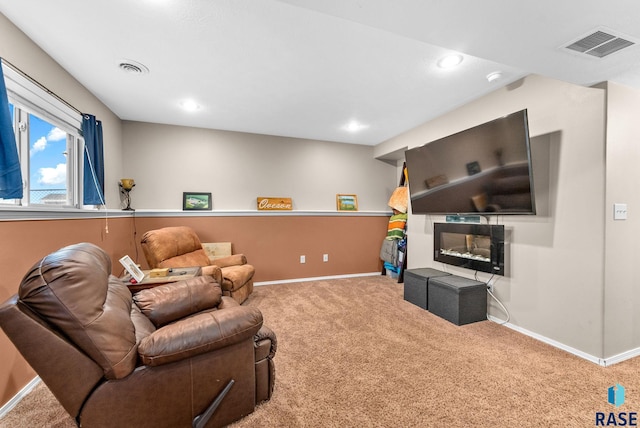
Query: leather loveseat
[[0, 243, 276, 427]]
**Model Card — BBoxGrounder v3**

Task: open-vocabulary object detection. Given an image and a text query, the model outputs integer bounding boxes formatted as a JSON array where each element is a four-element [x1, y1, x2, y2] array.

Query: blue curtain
[[82, 114, 105, 205], [0, 59, 23, 199]]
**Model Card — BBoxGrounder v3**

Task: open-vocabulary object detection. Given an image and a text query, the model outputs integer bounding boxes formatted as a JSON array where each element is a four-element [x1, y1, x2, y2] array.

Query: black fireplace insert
[[433, 223, 504, 276]]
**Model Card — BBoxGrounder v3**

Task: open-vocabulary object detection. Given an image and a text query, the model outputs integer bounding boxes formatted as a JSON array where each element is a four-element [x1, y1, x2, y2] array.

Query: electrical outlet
[[300, 255, 306, 264], [323, 254, 329, 262]]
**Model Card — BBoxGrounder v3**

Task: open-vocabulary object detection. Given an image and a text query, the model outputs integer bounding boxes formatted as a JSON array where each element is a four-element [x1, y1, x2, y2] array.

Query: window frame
[[1, 63, 85, 210]]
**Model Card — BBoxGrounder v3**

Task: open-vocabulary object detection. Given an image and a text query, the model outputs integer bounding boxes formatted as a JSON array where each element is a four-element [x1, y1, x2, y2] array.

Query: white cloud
[[31, 137, 47, 155], [30, 128, 66, 156], [38, 163, 66, 185], [47, 127, 66, 142]]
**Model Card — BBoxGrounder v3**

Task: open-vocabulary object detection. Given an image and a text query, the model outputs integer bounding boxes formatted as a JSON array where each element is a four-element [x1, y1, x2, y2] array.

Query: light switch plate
[[614, 203, 627, 220]]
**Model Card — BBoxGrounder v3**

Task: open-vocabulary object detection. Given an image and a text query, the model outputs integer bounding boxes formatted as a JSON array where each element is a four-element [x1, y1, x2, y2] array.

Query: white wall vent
[[564, 29, 635, 58]]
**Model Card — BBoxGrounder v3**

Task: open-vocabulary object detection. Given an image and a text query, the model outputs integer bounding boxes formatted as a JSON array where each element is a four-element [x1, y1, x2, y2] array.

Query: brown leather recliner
[[141, 226, 255, 304], [0, 243, 276, 428]]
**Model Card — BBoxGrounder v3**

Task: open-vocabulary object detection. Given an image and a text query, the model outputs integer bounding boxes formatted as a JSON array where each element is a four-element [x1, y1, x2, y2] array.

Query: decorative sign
[[257, 197, 293, 211]]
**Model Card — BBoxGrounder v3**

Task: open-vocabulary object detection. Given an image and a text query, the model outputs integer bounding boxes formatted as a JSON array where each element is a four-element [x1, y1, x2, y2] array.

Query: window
[[1, 63, 82, 208]]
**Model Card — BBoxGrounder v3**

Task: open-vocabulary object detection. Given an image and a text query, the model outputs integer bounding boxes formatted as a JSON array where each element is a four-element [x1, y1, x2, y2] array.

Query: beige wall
[[122, 121, 397, 211], [603, 82, 640, 359], [378, 75, 608, 358]]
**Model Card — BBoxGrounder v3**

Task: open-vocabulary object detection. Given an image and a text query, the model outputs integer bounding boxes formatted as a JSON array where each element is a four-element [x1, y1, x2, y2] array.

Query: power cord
[[486, 276, 510, 325], [133, 210, 139, 263]]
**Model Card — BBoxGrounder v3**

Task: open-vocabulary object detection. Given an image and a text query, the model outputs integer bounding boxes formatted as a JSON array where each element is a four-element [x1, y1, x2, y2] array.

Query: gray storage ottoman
[[428, 275, 487, 325], [403, 268, 450, 310]]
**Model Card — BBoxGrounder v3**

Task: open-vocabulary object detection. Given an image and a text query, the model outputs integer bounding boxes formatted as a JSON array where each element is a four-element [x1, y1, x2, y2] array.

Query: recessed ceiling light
[[344, 120, 369, 132], [180, 99, 200, 112], [437, 54, 463, 69], [486, 71, 503, 82]]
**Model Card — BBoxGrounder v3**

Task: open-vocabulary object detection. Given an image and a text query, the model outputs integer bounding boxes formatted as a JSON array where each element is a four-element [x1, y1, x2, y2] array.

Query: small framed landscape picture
[[336, 194, 358, 211], [183, 192, 212, 210]]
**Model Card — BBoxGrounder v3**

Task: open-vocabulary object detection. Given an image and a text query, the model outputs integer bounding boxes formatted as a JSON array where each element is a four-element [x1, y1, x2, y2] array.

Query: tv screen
[[405, 109, 535, 215]]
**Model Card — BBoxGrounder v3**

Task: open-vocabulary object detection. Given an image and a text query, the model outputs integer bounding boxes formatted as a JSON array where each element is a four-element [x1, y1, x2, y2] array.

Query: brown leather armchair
[[0, 243, 276, 428], [141, 226, 255, 304]]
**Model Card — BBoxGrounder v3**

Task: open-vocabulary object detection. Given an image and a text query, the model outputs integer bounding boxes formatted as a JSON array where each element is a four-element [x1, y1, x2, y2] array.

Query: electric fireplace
[[433, 223, 505, 275]]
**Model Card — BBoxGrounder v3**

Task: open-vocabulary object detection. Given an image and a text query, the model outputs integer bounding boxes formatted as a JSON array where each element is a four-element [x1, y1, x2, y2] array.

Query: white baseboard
[[487, 315, 604, 365], [0, 376, 40, 419], [254, 271, 382, 286], [601, 346, 640, 367], [488, 315, 640, 366]]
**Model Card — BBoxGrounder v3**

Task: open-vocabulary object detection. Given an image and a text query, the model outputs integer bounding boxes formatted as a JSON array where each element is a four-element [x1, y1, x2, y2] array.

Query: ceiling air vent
[[118, 60, 149, 74], [565, 29, 635, 58]]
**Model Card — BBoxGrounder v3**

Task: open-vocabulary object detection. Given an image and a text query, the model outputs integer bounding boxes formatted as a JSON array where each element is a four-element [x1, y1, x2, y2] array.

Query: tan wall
[[132, 215, 389, 280], [0, 213, 388, 406], [0, 217, 135, 407]]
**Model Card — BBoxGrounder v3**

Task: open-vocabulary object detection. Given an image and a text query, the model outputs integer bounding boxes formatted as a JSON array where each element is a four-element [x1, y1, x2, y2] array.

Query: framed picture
[[466, 161, 481, 176], [183, 192, 212, 210], [336, 194, 358, 211]]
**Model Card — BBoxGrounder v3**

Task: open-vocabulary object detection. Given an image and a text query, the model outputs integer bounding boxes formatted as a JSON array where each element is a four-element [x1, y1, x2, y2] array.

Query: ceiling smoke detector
[[118, 60, 149, 74], [564, 28, 636, 58]]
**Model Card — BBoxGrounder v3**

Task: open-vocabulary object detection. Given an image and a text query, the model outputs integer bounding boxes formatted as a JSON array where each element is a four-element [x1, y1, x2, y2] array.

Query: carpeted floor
[[1, 275, 638, 427]]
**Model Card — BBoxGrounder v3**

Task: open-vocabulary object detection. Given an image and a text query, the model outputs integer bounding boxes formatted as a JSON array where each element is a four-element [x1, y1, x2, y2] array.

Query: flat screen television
[[405, 109, 536, 215]]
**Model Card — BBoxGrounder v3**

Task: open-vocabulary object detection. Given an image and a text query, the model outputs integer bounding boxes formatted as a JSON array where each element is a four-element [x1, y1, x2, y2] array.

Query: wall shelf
[[0, 208, 392, 221]]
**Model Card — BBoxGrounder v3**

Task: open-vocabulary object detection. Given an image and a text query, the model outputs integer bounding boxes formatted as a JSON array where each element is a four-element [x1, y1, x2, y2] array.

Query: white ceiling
[[1, 0, 639, 146]]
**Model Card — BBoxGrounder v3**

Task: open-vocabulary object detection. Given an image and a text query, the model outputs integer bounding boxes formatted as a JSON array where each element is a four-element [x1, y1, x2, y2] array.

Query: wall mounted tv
[[405, 109, 536, 215]]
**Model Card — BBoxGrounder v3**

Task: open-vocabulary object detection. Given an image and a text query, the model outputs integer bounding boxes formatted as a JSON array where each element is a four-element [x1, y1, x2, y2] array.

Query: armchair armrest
[[254, 325, 277, 360], [200, 265, 223, 285], [211, 254, 247, 268], [138, 305, 263, 366]]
